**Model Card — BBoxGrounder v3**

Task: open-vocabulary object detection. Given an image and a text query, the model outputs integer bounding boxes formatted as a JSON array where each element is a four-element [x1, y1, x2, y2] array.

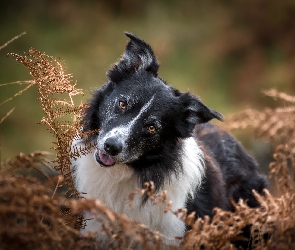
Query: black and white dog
[[72, 33, 267, 241]]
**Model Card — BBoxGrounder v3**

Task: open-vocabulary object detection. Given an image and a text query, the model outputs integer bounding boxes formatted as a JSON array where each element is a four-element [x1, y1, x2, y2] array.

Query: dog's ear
[[107, 32, 159, 82], [176, 93, 224, 138]]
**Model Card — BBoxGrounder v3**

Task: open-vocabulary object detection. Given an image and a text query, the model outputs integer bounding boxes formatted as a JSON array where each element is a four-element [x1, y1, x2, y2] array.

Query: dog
[[71, 32, 268, 246]]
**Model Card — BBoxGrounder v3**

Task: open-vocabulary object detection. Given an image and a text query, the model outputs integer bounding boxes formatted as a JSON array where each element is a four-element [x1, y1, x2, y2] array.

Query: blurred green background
[[1, 0, 295, 173]]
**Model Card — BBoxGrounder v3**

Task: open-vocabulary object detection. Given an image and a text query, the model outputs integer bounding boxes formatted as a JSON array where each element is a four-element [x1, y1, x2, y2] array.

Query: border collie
[[71, 33, 267, 244]]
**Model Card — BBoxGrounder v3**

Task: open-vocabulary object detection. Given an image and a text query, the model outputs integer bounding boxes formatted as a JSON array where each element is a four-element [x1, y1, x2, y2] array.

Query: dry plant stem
[[0, 80, 34, 86], [51, 175, 64, 200], [0, 107, 15, 124], [0, 31, 26, 50], [40, 175, 64, 223], [0, 34, 29, 126], [0, 82, 35, 106]]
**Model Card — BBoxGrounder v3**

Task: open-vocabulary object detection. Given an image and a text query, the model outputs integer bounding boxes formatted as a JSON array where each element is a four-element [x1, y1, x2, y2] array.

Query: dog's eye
[[147, 125, 156, 133], [119, 101, 127, 109]]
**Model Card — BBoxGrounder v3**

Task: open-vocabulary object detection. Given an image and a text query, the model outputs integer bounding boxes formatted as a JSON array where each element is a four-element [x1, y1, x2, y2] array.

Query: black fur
[[195, 123, 268, 210]]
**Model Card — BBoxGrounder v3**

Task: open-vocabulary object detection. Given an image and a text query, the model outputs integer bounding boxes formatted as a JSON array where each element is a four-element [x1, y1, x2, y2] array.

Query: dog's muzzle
[[95, 137, 123, 167]]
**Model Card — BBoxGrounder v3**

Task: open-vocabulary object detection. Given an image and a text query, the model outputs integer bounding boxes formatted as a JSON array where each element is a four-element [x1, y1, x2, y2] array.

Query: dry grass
[[1, 46, 295, 249]]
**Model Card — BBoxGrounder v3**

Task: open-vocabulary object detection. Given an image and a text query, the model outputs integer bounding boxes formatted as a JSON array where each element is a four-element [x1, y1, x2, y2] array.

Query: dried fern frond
[[71, 199, 177, 249], [0, 169, 176, 249], [0, 151, 52, 178], [129, 181, 170, 207], [8, 49, 85, 199], [223, 107, 294, 143], [263, 88, 295, 104], [223, 89, 295, 194], [0, 174, 100, 250], [181, 189, 295, 250], [224, 89, 295, 142]]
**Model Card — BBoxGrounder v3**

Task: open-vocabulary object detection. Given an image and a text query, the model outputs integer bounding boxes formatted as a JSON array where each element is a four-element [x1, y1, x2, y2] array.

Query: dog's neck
[[72, 136, 205, 196]]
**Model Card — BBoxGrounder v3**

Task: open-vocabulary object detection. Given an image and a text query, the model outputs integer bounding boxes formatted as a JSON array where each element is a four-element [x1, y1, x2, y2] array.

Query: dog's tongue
[[98, 151, 115, 167]]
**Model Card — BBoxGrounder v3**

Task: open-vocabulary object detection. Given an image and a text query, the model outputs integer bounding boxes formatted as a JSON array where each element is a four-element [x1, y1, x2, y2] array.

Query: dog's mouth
[[95, 150, 116, 167]]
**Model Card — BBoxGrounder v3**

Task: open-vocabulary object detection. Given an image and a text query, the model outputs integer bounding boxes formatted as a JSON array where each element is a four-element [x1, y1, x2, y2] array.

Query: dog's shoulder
[[195, 123, 256, 173], [194, 123, 268, 209]]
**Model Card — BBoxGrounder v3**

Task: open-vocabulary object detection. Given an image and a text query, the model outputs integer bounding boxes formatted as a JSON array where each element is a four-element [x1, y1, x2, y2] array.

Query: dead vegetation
[[1, 44, 295, 249]]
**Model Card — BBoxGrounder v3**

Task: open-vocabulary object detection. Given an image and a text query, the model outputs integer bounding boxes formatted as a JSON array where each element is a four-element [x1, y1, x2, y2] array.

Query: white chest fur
[[71, 137, 205, 238]]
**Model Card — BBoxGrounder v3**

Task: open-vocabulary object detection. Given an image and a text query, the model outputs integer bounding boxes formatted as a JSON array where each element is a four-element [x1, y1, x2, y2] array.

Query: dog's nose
[[104, 137, 123, 156]]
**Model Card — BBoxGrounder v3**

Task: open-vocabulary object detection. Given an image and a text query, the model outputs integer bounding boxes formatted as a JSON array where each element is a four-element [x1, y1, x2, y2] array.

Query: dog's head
[[82, 33, 223, 167]]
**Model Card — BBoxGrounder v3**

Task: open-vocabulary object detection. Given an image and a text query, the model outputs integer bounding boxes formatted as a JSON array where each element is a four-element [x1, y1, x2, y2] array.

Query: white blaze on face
[[98, 95, 156, 152]]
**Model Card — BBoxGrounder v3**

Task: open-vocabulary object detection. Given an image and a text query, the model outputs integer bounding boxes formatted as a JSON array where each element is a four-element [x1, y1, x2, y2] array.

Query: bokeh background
[[1, 0, 295, 174]]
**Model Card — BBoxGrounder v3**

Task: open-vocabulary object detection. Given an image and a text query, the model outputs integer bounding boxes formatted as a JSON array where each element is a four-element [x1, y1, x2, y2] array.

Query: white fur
[[71, 136, 205, 239]]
